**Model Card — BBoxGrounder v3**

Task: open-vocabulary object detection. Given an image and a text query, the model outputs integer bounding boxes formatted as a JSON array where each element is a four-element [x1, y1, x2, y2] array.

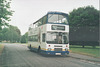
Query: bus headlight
[[48, 48, 51, 51]]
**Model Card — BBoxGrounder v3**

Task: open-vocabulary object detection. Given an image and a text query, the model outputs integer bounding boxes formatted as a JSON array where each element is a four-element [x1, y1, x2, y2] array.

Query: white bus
[[28, 11, 69, 55]]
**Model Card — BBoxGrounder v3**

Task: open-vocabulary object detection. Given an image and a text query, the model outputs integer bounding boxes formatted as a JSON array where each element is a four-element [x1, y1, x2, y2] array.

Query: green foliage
[[21, 32, 28, 43], [0, 0, 14, 30], [0, 25, 21, 42], [69, 6, 99, 27], [69, 6, 99, 46], [21, 35, 26, 43]]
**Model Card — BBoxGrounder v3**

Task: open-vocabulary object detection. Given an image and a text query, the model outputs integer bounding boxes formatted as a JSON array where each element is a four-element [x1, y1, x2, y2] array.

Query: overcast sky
[[9, 0, 99, 35]]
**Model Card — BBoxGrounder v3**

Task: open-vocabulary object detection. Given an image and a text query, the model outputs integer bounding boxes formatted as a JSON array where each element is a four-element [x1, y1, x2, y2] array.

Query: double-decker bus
[[28, 11, 69, 55]]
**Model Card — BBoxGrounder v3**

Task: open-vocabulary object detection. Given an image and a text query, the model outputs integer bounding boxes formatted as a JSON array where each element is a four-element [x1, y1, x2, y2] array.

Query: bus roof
[[33, 11, 68, 24], [47, 11, 68, 15]]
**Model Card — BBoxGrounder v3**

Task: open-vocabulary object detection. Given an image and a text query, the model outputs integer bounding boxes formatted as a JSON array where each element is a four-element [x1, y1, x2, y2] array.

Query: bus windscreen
[[48, 14, 68, 24], [46, 32, 68, 44]]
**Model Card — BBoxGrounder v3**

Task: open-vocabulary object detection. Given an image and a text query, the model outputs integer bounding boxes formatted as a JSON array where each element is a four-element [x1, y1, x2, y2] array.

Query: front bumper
[[41, 50, 69, 55]]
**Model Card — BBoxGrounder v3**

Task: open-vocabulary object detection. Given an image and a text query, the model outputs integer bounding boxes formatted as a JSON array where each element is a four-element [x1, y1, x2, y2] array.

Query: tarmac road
[[0, 43, 100, 67]]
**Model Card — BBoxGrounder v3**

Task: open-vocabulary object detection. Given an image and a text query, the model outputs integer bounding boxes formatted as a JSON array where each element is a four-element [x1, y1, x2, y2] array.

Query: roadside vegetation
[[70, 45, 100, 58], [0, 0, 13, 30], [20, 32, 28, 43], [0, 44, 4, 55], [69, 6, 99, 48], [69, 6, 99, 58], [0, 25, 21, 43]]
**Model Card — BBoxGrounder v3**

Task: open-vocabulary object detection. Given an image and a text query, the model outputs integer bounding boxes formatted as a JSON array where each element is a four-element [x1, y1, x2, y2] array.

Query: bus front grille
[[54, 48, 62, 51]]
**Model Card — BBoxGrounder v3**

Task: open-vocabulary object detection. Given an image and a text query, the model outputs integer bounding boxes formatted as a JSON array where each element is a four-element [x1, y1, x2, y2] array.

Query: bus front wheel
[[29, 44, 32, 51], [37, 46, 41, 53]]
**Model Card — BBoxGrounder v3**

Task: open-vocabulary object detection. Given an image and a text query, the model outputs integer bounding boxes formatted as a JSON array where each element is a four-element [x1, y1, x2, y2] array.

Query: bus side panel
[[39, 24, 47, 52]]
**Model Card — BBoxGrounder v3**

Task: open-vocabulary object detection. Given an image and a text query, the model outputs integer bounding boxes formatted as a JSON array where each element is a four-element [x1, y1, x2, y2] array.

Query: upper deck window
[[48, 14, 68, 24]]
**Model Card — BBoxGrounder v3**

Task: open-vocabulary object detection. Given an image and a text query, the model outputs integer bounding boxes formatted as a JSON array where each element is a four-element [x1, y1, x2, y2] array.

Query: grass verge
[[70, 45, 100, 58], [0, 44, 4, 55]]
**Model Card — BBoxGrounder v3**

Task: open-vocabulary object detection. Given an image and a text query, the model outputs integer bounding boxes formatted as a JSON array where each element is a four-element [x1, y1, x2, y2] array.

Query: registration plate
[[55, 53, 61, 55]]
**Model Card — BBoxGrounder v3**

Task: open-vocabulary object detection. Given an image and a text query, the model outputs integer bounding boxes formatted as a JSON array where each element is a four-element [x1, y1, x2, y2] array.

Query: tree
[[21, 35, 26, 43], [8, 25, 21, 42], [69, 6, 99, 47], [0, 25, 21, 42], [0, 32, 3, 42], [69, 6, 99, 27], [24, 32, 28, 43], [0, 0, 13, 30], [0, 28, 8, 41], [21, 32, 28, 43]]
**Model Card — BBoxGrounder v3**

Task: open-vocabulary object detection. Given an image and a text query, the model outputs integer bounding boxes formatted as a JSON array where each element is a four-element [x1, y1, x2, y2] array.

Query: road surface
[[0, 43, 100, 67]]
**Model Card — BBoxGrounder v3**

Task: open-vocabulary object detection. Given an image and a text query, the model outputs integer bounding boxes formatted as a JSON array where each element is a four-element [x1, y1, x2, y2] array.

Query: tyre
[[37, 46, 41, 54], [29, 44, 32, 51]]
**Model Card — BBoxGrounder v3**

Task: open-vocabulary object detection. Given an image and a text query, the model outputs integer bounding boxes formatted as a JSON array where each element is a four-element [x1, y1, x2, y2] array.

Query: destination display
[[51, 25, 65, 30]]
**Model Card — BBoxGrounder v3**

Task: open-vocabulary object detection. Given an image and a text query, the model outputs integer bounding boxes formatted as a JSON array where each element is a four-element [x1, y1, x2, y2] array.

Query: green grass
[[70, 45, 100, 58], [0, 44, 4, 55]]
